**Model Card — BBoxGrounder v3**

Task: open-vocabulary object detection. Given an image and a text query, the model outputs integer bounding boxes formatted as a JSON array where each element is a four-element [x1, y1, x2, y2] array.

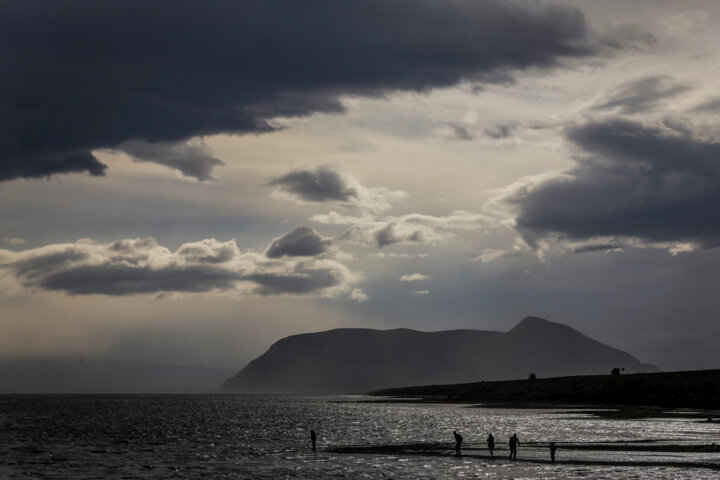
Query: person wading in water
[[509, 433, 520, 460], [487, 433, 495, 458], [453, 431, 463, 456]]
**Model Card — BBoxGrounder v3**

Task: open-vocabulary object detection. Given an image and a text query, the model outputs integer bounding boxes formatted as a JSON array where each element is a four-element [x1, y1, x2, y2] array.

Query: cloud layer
[[1, 0, 607, 182], [313, 210, 490, 248], [0, 236, 358, 298]]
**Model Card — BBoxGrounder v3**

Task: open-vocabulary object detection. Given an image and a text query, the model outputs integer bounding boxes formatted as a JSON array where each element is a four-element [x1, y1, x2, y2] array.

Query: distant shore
[[370, 369, 720, 410]]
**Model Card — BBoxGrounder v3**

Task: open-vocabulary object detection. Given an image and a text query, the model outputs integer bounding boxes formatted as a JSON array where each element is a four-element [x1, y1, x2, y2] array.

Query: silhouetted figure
[[487, 433, 495, 458], [453, 430, 463, 456], [310, 429, 317, 451], [549, 442, 556, 462], [509, 433, 520, 459]]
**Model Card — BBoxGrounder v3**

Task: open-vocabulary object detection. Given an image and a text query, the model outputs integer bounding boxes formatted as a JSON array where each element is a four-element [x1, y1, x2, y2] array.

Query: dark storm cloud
[[265, 226, 331, 258], [121, 140, 224, 181], [269, 166, 357, 203], [0, 238, 358, 297], [0, 0, 607, 182], [512, 117, 720, 249], [592, 76, 693, 115]]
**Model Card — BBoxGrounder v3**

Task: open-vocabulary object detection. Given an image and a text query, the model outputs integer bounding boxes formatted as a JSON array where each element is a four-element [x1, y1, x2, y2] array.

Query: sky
[[1, 0, 720, 376]]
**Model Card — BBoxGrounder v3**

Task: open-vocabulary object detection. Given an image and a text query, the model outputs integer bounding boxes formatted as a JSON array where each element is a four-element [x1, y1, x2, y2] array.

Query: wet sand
[[326, 441, 720, 471]]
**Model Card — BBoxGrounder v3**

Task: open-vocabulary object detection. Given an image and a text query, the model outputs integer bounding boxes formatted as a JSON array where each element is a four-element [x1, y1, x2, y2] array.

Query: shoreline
[[325, 441, 720, 470]]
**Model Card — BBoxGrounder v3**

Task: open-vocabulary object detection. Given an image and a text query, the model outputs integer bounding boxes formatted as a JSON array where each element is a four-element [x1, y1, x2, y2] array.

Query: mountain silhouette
[[221, 316, 658, 393]]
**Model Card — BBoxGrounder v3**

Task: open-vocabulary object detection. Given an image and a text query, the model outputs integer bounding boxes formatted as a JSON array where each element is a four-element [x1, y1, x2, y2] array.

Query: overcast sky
[[2, 0, 720, 374]]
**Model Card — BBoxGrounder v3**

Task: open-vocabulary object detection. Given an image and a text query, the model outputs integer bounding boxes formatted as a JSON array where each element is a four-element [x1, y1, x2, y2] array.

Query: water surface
[[1, 395, 718, 479]]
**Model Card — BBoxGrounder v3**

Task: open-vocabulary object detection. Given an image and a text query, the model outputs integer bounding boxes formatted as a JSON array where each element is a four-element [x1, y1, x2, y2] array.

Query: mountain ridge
[[221, 316, 658, 394]]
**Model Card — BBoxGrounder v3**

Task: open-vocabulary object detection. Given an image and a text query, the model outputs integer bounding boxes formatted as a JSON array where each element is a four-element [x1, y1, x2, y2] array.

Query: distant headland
[[221, 316, 658, 394], [371, 368, 720, 409]]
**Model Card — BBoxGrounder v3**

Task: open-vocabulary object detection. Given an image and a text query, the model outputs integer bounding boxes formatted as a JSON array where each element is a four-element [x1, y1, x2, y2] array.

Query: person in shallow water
[[453, 430, 463, 456], [310, 429, 317, 451], [549, 441, 556, 462], [487, 433, 495, 458], [509, 433, 520, 459]]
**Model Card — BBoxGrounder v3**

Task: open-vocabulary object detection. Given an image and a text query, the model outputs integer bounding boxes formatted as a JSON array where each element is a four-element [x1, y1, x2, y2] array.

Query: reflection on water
[[0, 395, 718, 479]]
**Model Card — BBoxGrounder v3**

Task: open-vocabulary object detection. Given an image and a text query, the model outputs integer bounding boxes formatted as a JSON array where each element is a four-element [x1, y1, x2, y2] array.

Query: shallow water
[[0, 395, 718, 479]]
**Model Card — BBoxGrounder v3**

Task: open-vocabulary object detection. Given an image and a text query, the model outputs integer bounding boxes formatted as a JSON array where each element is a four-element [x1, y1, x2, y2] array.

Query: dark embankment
[[221, 316, 657, 393], [372, 369, 720, 409]]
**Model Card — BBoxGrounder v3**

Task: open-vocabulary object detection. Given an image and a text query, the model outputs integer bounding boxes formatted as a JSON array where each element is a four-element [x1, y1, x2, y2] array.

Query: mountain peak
[[510, 316, 561, 331]]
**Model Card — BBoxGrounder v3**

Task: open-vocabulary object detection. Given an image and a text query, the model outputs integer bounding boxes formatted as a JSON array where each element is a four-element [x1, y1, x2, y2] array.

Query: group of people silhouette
[[454, 431, 556, 462], [453, 430, 520, 462], [453, 431, 519, 459], [309, 428, 557, 462]]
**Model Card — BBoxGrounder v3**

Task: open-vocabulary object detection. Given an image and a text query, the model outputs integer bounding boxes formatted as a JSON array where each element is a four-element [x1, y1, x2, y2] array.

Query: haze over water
[[2, 395, 718, 479]]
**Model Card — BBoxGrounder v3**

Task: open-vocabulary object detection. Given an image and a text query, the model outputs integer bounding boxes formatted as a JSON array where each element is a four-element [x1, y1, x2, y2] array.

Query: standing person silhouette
[[549, 442, 556, 462], [487, 433, 495, 458], [453, 430, 463, 456], [509, 433, 520, 460], [310, 429, 317, 451]]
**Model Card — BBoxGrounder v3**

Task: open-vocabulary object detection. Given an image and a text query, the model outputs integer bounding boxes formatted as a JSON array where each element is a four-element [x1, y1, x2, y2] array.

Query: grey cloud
[[1, 0, 610, 182], [376, 224, 399, 247], [484, 122, 519, 139], [375, 224, 424, 248], [269, 166, 357, 203], [175, 240, 239, 264], [511, 117, 720, 249], [247, 266, 340, 295], [315, 210, 488, 248], [570, 243, 622, 254], [271, 165, 407, 212], [596, 23, 657, 51], [446, 123, 475, 141], [593, 76, 693, 115], [39, 264, 241, 295], [9, 249, 90, 281], [0, 150, 107, 183], [692, 97, 720, 113], [121, 140, 224, 181], [0, 238, 358, 298], [265, 226, 331, 258]]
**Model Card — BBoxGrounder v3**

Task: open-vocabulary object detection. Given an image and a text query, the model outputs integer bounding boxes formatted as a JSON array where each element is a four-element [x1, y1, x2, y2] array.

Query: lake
[[1, 394, 718, 479]]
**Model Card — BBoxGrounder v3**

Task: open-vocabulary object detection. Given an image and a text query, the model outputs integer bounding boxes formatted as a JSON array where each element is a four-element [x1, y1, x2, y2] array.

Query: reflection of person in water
[[509, 433, 519, 460], [487, 433, 495, 458], [310, 429, 317, 451], [453, 430, 463, 456], [549, 442, 556, 462]]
